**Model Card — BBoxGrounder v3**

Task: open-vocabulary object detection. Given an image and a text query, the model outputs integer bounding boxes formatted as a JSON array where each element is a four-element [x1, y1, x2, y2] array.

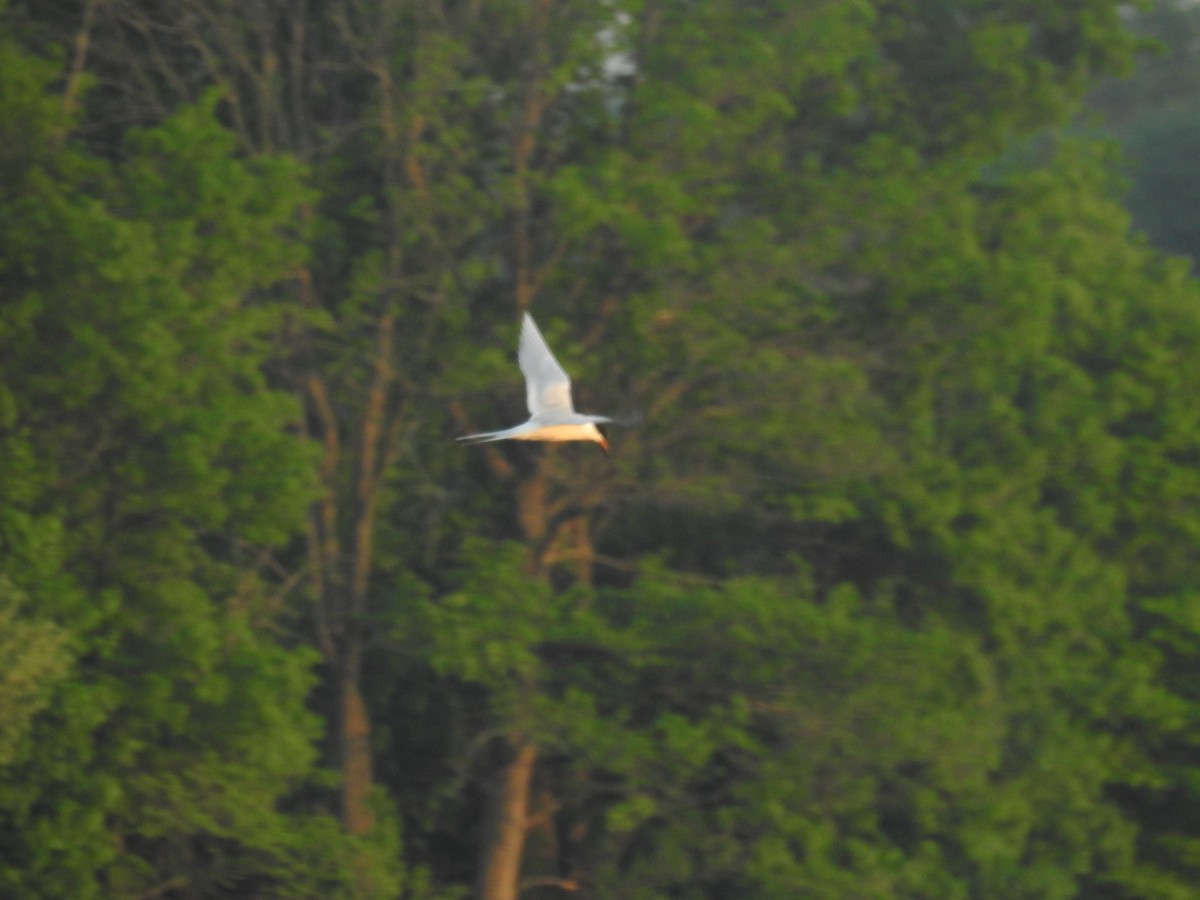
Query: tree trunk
[[477, 739, 538, 900], [339, 664, 375, 834], [474, 460, 550, 898], [517, 461, 550, 562]]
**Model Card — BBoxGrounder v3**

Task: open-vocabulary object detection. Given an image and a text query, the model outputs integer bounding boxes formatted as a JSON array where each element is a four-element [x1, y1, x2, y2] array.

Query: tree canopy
[[2, 1, 1199, 897]]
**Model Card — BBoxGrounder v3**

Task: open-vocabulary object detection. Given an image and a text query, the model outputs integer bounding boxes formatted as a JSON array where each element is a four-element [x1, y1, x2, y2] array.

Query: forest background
[[3, 0, 1200, 898]]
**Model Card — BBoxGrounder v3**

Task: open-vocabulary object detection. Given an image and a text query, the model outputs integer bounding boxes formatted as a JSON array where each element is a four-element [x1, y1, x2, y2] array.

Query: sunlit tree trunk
[[477, 739, 538, 900], [338, 660, 375, 834], [304, 304, 400, 838]]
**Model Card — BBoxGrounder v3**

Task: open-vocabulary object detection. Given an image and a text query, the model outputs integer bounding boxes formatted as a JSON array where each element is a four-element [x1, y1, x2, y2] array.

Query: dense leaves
[[0, 30, 370, 899], [2, 0, 1200, 898]]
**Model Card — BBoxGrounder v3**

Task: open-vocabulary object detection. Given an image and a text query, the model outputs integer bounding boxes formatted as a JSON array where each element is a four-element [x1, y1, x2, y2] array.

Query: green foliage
[[7, 1, 1200, 898], [0, 580, 71, 768], [0, 27, 388, 898]]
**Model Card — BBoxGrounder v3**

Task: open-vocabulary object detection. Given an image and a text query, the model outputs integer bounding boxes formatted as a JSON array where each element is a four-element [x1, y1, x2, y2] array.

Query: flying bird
[[457, 313, 613, 454]]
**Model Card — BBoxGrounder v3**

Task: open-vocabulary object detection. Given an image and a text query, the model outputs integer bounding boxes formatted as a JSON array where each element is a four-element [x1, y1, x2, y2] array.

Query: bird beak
[[598, 435, 609, 456]]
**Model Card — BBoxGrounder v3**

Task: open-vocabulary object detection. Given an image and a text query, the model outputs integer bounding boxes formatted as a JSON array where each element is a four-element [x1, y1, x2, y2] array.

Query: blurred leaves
[[4, 0, 1200, 897]]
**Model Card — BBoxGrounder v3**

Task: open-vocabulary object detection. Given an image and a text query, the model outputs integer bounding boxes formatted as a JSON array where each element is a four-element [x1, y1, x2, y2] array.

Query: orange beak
[[598, 434, 610, 455]]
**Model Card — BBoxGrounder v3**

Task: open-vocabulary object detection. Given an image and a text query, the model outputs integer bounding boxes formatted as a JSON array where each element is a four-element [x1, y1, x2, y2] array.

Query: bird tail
[[455, 429, 511, 445]]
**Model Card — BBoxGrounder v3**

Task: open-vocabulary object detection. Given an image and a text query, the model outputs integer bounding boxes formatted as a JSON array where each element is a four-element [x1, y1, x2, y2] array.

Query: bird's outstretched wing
[[519, 312, 575, 416]]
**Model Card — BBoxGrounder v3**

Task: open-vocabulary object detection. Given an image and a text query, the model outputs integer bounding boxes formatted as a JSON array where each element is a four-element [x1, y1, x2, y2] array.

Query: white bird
[[457, 312, 612, 454]]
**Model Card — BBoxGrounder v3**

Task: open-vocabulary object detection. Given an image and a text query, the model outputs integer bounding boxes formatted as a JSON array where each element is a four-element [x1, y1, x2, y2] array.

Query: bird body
[[457, 313, 612, 453]]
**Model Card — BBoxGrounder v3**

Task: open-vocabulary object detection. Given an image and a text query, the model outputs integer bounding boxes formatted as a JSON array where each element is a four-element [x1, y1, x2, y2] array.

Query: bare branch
[[61, 0, 100, 131], [519, 875, 579, 894]]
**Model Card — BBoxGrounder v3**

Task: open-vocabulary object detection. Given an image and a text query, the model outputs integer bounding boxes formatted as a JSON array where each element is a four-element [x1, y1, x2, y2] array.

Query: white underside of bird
[[457, 313, 613, 453]]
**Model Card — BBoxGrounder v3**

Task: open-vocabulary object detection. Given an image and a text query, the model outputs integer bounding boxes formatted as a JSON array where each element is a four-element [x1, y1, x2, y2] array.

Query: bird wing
[[519, 312, 575, 416]]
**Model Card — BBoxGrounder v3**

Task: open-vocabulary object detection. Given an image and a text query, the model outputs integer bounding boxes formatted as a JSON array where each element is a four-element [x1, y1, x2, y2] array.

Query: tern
[[457, 312, 613, 454]]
